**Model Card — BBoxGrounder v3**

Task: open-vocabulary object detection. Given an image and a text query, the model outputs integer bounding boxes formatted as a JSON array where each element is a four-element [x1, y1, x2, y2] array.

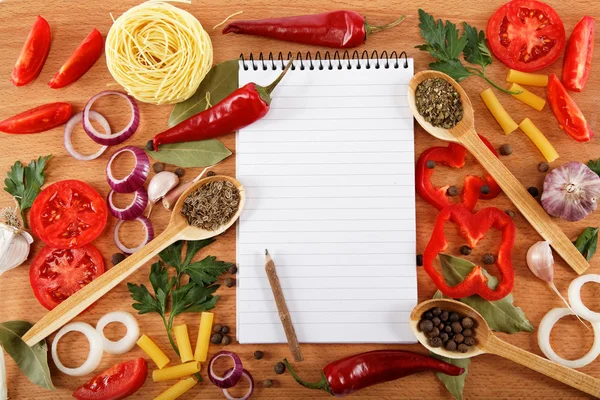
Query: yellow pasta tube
[[194, 312, 214, 362], [509, 83, 546, 111], [519, 118, 559, 162], [480, 88, 519, 135], [152, 361, 201, 382], [506, 69, 549, 87], [154, 376, 198, 400], [173, 324, 194, 363], [137, 334, 170, 369]]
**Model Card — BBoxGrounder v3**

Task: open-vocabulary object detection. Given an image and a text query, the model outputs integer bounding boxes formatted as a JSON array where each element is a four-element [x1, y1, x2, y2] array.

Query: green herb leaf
[[434, 254, 534, 334], [158, 241, 185, 272], [4, 155, 52, 220], [429, 60, 473, 82], [417, 10, 467, 62], [0, 321, 54, 390], [127, 283, 161, 315], [171, 283, 219, 317], [186, 256, 233, 286], [574, 227, 599, 261], [168, 60, 239, 127], [431, 353, 470, 400], [462, 22, 492, 70], [183, 239, 216, 266], [147, 140, 232, 168], [587, 159, 600, 176]]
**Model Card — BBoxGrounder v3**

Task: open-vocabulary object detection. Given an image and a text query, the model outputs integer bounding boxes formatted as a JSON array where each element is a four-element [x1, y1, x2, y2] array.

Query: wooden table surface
[[1, 0, 600, 398]]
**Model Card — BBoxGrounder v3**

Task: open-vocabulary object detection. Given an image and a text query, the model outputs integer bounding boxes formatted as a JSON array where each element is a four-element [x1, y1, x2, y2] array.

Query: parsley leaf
[[158, 238, 216, 274], [417, 10, 467, 62], [3, 155, 51, 222], [186, 256, 233, 286], [574, 227, 599, 261], [171, 284, 219, 317], [463, 22, 492, 70], [587, 158, 600, 176], [127, 283, 161, 315], [430, 60, 472, 82]]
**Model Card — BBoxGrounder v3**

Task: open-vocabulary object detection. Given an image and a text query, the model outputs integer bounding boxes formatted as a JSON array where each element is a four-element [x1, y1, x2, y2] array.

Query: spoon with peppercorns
[[407, 70, 589, 276], [410, 299, 600, 396]]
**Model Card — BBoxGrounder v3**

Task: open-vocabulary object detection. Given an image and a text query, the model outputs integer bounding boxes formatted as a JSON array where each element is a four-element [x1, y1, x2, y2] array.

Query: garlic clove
[[526, 240, 554, 283], [0, 223, 32, 273], [147, 171, 180, 217]]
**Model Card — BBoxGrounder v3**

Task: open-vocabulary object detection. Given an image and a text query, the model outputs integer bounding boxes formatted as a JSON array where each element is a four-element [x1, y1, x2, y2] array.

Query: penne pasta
[[152, 361, 201, 382], [519, 118, 559, 162], [173, 324, 194, 363], [509, 83, 546, 111], [480, 88, 519, 135], [154, 376, 198, 400], [194, 312, 214, 362], [137, 334, 170, 369], [506, 69, 549, 87]]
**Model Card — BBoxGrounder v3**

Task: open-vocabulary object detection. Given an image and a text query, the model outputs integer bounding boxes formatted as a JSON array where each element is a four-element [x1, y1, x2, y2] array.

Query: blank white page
[[236, 57, 417, 343]]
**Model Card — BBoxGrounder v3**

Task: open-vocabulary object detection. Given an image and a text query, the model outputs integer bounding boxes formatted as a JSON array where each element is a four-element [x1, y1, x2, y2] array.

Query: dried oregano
[[181, 180, 240, 230], [415, 78, 463, 129]]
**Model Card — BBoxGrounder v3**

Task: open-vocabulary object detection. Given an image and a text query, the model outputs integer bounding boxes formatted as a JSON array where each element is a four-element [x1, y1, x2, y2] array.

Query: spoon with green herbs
[[22, 175, 245, 347], [407, 70, 589, 276]]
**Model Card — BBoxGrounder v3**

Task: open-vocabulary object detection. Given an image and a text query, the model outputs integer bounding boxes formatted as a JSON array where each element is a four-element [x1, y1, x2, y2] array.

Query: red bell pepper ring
[[416, 135, 501, 211], [423, 204, 515, 301]]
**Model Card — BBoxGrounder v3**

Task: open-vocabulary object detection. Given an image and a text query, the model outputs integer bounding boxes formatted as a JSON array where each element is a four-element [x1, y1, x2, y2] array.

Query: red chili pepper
[[424, 204, 515, 301], [152, 59, 294, 151], [223, 11, 405, 48], [283, 350, 464, 397], [0, 102, 72, 134], [49, 28, 104, 89], [11, 15, 52, 86], [416, 135, 501, 211]]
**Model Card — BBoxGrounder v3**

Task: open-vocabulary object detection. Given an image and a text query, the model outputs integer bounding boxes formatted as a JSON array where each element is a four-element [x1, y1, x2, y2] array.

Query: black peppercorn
[[482, 253, 495, 265], [426, 160, 435, 169], [221, 326, 230, 334], [431, 317, 441, 326], [528, 186, 539, 197], [459, 245, 472, 255], [424, 311, 433, 320], [224, 278, 235, 288], [221, 335, 231, 345], [274, 362, 286, 374], [451, 321, 463, 333], [538, 162, 549, 173], [461, 317, 474, 329], [175, 168, 185, 177], [440, 310, 449, 322], [444, 326, 452, 334], [145, 140, 154, 151], [207, 171, 216, 177], [429, 337, 443, 347], [480, 185, 490, 195], [254, 350, 264, 360], [438, 323, 445, 331], [462, 328, 473, 337], [111, 253, 126, 266], [427, 327, 440, 338], [432, 307, 442, 316], [505, 209, 516, 219], [228, 265, 238, 274], [440, 332, 449, 343], [458, 344, 469, 353], [446, 185, 459, 196], [210, 333, 223, 344], [499, 144, 513, 155], [445, 340, 457, 351], [213, 324, 223, 333], [449, 312, 460, 323], [416, 254, 423, 266], [153, 162, 165, 173], [263, 379, 273, 388], [464, 337, 476, 346], [454, 333, 464, 344], [419, 320, 434, 333]]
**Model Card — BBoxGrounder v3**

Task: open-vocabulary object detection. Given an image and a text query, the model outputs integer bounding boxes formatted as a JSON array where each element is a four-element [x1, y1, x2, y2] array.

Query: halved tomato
[[547, 74, 593, 142], [30, 180, 108, 248], [29, 244, 105, 310], [73, 358, 148, 400], [487, 0, 565, 72]]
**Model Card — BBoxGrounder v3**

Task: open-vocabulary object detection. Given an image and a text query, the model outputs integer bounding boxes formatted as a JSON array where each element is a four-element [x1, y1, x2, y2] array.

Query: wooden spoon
[[408, 71, 589, 275], [22, 175, 245, 346], [411, 299, 600, 397]]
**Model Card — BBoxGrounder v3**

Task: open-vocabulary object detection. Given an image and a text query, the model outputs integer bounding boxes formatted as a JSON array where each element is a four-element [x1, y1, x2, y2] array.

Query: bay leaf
[[0, 321, 54, 390], [146, 140, 232, 168], [433, 254, 533, 334], [431, 353, 470, 400], [168, 59, 239, 127]]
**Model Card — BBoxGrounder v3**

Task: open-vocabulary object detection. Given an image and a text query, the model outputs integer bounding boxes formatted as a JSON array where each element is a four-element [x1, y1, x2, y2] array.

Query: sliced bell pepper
[[423, 204, 515, 301], [416, 135, 501, 211]]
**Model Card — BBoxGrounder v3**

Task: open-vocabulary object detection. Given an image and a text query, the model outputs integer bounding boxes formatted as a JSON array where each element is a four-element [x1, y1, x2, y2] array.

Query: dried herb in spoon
[[181, 180, 240, 230], [415, 78, 463, 129]]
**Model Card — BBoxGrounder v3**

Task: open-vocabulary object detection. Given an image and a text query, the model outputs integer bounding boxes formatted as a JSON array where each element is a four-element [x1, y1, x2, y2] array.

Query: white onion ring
[[538, 308, 600, 368], [114, 216, 154, 254], [569, 274, 600, 322], [95, 311, 139, 355], [51, 322, 104, 376], [222, 369, 254, 400], [64, 111, 110, 161]]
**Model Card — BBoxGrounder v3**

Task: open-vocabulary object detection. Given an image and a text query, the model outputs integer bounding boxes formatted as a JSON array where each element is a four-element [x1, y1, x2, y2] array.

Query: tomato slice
[[487, 0, 565, 72], [0, 102, 72, 134], [48, 28, 104, 89], [11, 15, 52, 86], [562, 16, 595, 92], [73, 358, 148, 400], [547, 74, 593, 142], [30, 180, 108, 248], [29, 244, 105, 310]]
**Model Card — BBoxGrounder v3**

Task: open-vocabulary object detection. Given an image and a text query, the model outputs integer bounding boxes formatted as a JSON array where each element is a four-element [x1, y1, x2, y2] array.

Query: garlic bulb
[[147, 171, 179, 217], [0, 222, 33, 274]]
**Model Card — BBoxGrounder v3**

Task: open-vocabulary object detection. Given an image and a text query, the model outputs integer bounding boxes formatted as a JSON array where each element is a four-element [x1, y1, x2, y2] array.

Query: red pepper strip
[[49, 28, 104, 89], [424, 204, 515, 301], [0, 102, 72, 134], [547, 74, 593, 142], [152, 59, 294, 151], [562, 16, 595, 92], [223, 11, 405, 49], [283, 350, 464, 397], [415, 135, 501, 211], [11, 15, 52, 86]]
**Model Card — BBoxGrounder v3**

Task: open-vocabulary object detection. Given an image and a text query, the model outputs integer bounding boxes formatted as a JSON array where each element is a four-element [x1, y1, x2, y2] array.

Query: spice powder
[[181, 180, 240, 231], [415, 78, 463, 129]]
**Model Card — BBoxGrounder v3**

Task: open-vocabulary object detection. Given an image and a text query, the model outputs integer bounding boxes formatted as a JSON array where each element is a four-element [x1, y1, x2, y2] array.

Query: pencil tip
[[265, 249, 269, 255]]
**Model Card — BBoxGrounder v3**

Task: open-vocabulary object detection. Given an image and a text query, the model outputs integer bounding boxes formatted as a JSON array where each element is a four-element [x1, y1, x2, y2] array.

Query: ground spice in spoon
[[181, 180, 240, 230], [415, 78, 463, 129]]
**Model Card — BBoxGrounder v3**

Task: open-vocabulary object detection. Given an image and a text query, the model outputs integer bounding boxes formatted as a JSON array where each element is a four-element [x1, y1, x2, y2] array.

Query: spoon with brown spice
[[23, 175, 245, 346], [411, 299, 600, 397], [408, 70, 589, 275]]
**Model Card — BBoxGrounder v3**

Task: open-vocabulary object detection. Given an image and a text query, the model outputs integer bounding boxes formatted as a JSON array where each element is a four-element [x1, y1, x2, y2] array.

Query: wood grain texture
[[1, 0, 600, 399]]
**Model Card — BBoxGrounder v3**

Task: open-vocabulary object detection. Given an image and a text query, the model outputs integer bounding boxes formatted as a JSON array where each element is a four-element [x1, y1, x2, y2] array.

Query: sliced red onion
[[83, 91, 139, 146], [106, 146, 150, 193], [64, 111, 110, 161], [222, 369, 254, 400], [114, 216, 154, 254], [208, 351, 244, 389], [107, 187, 148, 220]]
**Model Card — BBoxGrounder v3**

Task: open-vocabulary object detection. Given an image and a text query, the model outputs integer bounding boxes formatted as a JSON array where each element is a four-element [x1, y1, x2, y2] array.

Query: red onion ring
[[83, 91, 139, 146], [106, 146, 150, 193], [64, 111, 110, 161], [222, 369, 254, 400], [208, 351, 244, 389], [107, 187, 148, 220], [114, 216, 154, 254]]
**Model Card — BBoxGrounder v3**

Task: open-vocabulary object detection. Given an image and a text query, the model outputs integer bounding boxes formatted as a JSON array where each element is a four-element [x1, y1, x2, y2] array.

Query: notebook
[[236, 51, 417, 344]]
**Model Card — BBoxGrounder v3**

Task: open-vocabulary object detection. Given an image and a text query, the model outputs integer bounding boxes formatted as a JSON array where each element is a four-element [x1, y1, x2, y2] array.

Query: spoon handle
[[486, 335, 600, 397], [22, 223, 185, 347], [459, 130, 589, 275]]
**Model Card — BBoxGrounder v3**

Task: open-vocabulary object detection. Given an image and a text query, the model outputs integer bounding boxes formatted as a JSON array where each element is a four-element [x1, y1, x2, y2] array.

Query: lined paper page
[[236, 58, 417, 343]]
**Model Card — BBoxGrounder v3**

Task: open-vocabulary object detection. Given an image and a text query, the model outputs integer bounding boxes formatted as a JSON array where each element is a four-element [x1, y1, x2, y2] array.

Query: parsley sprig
[[127, 238, 232, 355], [416, 10, 518, 94]]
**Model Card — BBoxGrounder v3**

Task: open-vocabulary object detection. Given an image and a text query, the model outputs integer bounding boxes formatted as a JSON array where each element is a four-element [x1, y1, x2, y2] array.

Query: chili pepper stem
[[365, 15, 406, 36], [282, 358, 332, 395], [263, 58, 294, 95]]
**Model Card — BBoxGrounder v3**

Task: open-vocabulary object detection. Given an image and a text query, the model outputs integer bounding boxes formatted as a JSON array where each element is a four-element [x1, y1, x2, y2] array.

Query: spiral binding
[[239, 50, 409, 71]]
